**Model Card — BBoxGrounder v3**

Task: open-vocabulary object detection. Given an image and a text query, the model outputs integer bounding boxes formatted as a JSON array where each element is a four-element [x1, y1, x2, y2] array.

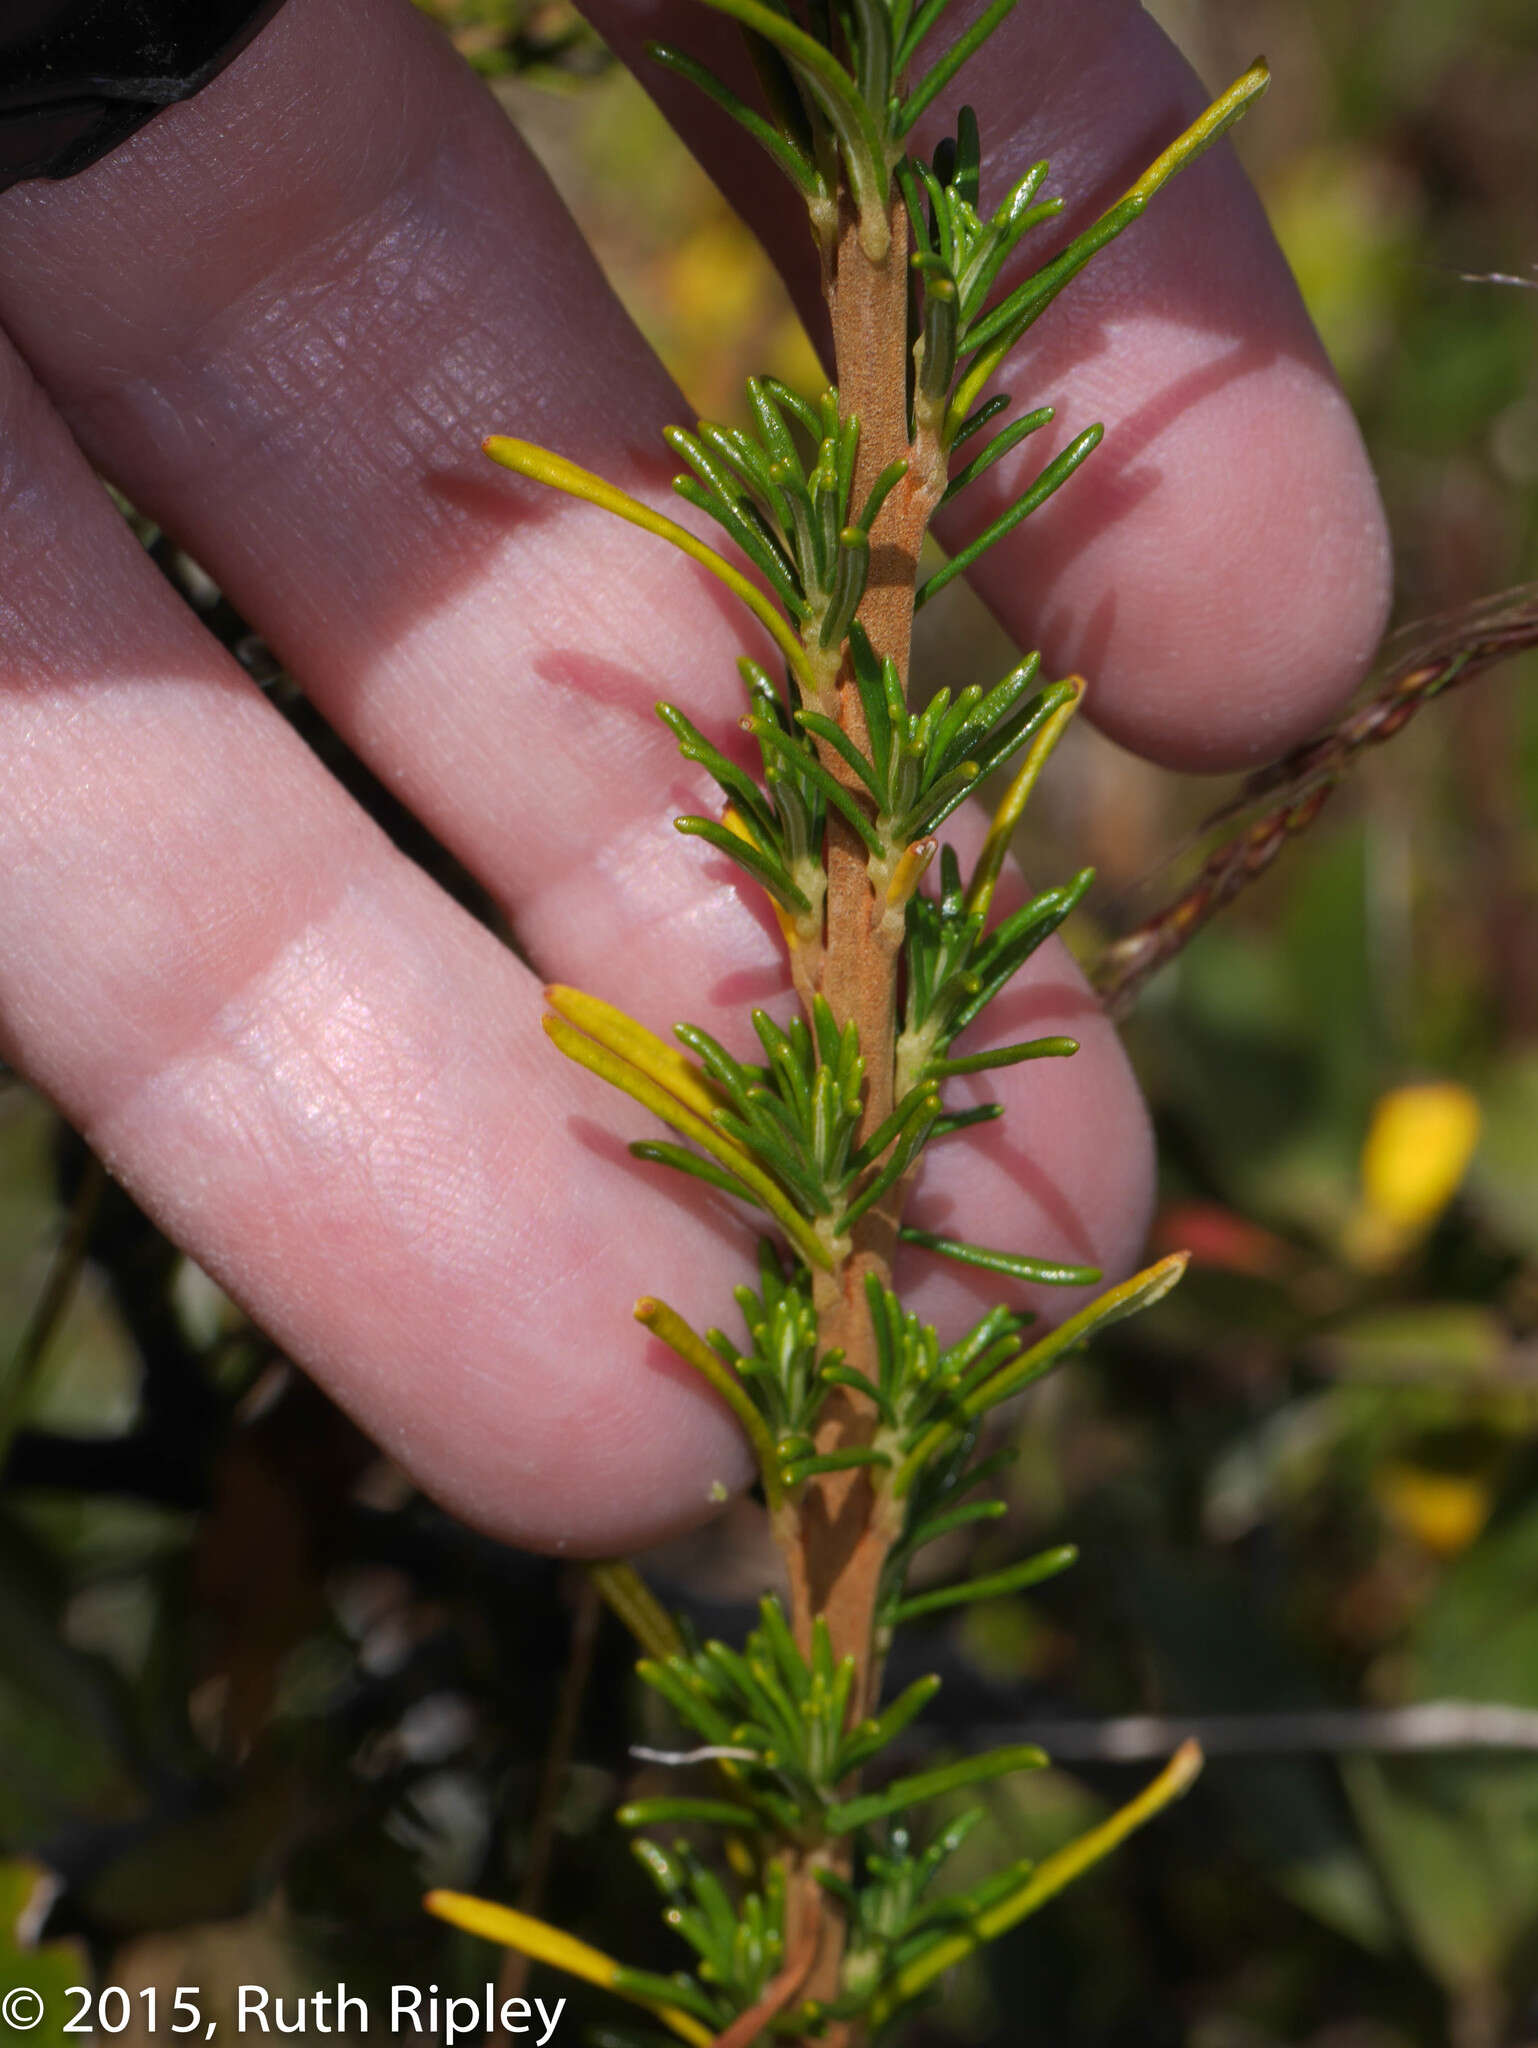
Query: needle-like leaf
[[824, 1743, 1047, 1832], [423, 1894, 713, 2047], [483, 436, 816, 693], [870, 1744, 1204, 2021]]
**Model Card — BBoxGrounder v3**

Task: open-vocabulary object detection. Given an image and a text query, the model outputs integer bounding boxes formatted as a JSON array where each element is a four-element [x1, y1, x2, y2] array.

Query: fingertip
[[1014, 355, 1394, 773]]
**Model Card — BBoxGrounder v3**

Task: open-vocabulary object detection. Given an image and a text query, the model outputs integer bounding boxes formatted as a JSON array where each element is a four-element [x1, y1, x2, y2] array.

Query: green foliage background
[[3, 2, 1538, 2044]]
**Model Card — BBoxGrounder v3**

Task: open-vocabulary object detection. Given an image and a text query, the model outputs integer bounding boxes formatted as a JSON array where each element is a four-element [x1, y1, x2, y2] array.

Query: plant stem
[[787, 191, 911, 1684], [776, 189, 950, 2042], [490, 1572, 601, 2027]]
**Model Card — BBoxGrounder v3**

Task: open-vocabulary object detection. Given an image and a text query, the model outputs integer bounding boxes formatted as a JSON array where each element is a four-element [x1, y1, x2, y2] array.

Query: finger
[[0, 335, 760, 1557], [0, 0, 766, 984], [0, 3, 1153, 1163], [0, 0, 1154, 1452], [0, 0, 1375, 932], [0, 321, 1141, 1560], [587, 0, 1393, 770]]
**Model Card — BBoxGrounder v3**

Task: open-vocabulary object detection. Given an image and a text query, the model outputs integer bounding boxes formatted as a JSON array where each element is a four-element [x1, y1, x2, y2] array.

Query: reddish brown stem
[[774, 193, 949, 2039]]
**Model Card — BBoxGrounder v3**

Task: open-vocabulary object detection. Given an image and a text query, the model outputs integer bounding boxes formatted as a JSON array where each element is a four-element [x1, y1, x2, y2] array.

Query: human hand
[[0, 0, 1389, 1554]]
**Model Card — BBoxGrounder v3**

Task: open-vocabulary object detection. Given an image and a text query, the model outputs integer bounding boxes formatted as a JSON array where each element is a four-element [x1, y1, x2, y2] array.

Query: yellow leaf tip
[[1169, 1738, 1204, 1790], [422, 1888, 470, 1924]]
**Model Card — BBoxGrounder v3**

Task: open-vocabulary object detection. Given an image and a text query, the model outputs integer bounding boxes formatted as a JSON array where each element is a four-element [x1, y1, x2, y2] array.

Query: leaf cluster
[[623, 1598, 1008, 1840], [668, 381, 905, 671], [899, 840, 1094, 1073], [624, 1848, 789, 2032], [650, 0, 1018, 257], [663, 603, 1092, 990], [641, 1249, 1184, 1626], [806, 631, 1065, 853], [618, 1584, 1215, 2030], [622, 1806, 1045, 2033], [663, 658, 828, 933], [826, 1811, 1032, 2007], [623, 990, 941, 1268]]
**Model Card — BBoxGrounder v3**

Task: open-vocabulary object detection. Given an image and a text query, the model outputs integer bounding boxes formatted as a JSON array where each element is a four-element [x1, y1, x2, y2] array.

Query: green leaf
[[941, 405, 1054, 503], [924, 1035, 1078, 1079], [635, 1297, 784, 1507], [793, 707, 885, 803], [820, 1362, 898, 1424], [839, 1674, 944, 1774], [917, 424, 1104, 607], [902, 1498, 1009, 1551], [749, 717, 884, 852], [841, 1096, 941, 1230], [850, 1083, 942, 1176], [629, 1140, 761, 1207], [617, 1799, 762, 1830], [483, 436, 816, 693], [847, 0, 894, 113], [947, 61, 1270, 430], [681, 0, 891, 254], [670, 474, 806, 614], [854, 456, 909, 534], [672, 815, 811, 914], [824, 1743, 1047, 1833], [897, 1255, 1189, 1491], [646, 43, 823, 197], [917, 268, 959, 406], [818, 527, 871, 648], [893, 1543, 1078, 1622], [656, 702, 778, 839], [609, 1970, 721, 2031], [870, 1743, 1203, 2021], [950, 391, 1011, 450], [900, 1228, 1100, 1289], [897, 0, 1019, 134], [783, 1446, 892, 1486], [931, 1102, 1006, 1140], [544, 1013, 831, 1270], [895, 0, 953, 70]]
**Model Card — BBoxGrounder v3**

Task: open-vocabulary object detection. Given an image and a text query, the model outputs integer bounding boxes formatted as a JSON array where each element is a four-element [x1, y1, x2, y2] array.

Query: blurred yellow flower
[[1345, 1082, 1482, 1267], [1372, 1460, 1493, 1558]]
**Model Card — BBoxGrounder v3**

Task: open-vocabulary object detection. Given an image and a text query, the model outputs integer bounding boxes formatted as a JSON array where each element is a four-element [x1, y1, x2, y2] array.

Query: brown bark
[[769, 193, 950, 2041], [786, 194, 915, 1703], [787, 190, 950, 1691]]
